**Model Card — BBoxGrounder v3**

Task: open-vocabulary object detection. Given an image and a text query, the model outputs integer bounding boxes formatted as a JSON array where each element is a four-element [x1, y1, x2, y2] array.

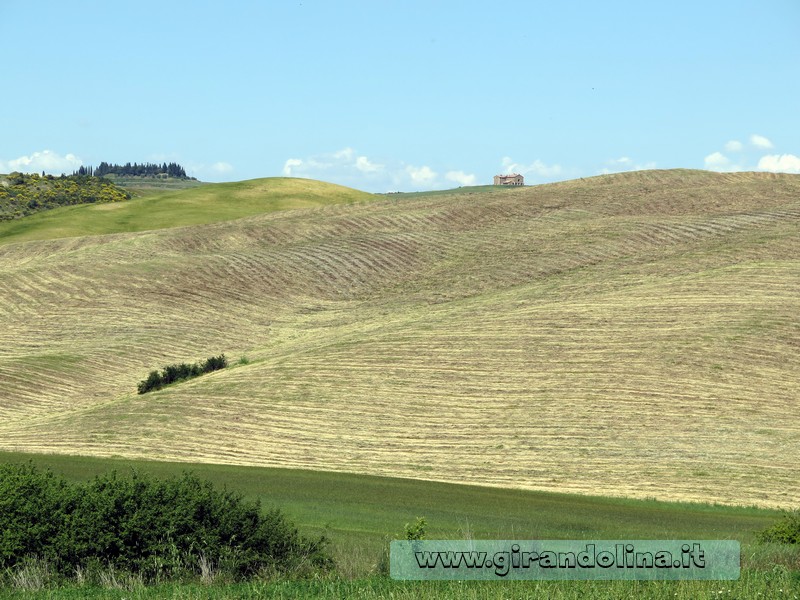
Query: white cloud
[[501, 156, 563, 179], [445, 170, 477, 186], [724, 140, 744, 152], [597, 156, 657, 175], [704, 135, 800, 173], [757, 154, 800, 174], [406, 165, 437, 185], [333, 147, 355, 161], [283, 148, 383, 178], [704, 151, 744, 172], [211, 161, 234, 174], [0, 150, 83, 174], [610, 157, 632, 166], [282, 158, 303, 176], [355, 155, 382, 173], [750, 134, 773, 149], [281, 148, 480, 192], [183, 160, 236, 181], [704, 151, 732, 170]]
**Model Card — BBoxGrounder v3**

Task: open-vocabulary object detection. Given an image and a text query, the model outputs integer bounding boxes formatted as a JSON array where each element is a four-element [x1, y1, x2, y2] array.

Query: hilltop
[[75, 161, 206, 195], [0, 169, 798, 508]]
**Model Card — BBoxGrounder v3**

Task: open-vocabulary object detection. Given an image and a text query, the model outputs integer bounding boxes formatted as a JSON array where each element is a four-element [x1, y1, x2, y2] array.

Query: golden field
[[0, 169, 798, 508]]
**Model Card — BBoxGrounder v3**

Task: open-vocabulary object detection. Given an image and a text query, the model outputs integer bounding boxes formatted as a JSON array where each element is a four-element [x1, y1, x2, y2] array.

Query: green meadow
[[0, 451, 797, 598], [0, 177, 372, 246]]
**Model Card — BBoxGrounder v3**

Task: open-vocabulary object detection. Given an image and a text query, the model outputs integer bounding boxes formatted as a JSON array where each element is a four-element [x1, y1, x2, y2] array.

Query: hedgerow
[[137, 354, 228, 394], [759, 510, 800, 544], [0, 463, 332, 583]]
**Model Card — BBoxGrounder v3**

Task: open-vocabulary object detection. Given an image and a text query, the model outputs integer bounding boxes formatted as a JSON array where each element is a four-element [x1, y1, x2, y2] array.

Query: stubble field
[[0, 169, 798, 508]]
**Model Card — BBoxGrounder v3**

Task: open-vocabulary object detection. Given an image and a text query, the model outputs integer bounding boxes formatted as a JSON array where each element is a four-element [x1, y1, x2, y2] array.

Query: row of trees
[[74, 161, 191, 179], [137, 354, 228, 394]]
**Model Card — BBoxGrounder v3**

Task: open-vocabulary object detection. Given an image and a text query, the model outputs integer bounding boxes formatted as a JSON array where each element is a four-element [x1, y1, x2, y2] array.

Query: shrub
[[201, 354, 228, 373], [137, 370, 163, 394], [759, 510, 800, 544], [0, 463, 70, 566], [404, 517, 427, 541], [137, 355, 228, 394], [0, 463, 332, 582]]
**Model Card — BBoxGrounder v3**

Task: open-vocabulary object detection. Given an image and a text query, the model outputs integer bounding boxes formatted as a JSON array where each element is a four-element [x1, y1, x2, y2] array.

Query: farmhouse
[[494, 173, 524, 186]]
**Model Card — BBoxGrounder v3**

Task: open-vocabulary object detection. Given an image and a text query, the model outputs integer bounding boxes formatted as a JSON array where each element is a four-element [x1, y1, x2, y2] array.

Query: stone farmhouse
[[493, 173, 524, 186]]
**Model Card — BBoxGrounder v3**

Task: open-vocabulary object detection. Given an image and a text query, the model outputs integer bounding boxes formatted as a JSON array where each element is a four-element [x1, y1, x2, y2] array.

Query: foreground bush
[[759, 510, 800, 544], [137, 354, 228, 394], [0, 463, 332, 583]]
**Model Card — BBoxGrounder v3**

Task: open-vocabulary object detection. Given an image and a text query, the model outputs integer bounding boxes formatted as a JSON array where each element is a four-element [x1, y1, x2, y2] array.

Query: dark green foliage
[[0, 172, 130, 221], [83, 161, 192, 179], [758, 511, 800, 544], [202, 354, 228, 373], [137, 355, 228, 394], [0, 463, 70, 566], [137, 370, 164, 394], [0, 463, 332, 581]]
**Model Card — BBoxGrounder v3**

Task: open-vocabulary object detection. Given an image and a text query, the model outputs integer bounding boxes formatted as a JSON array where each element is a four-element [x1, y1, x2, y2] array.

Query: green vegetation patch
[[0, 462, 331, 584], [0, 172, 130, 220], [0, 454, 797, 597], [0, 453, 789, 571], [0, 177, 373, 246], [137, 355, 228, 394], [759, 510, 800, 544]]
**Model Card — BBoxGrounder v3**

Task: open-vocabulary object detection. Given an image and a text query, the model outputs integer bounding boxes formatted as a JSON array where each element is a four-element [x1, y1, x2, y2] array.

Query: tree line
[[137, 354, 228, 394], [73, 161, 192, 179]]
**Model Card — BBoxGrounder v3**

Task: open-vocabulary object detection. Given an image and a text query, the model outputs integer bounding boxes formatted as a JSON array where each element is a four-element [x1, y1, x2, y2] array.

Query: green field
[[3, 574, 798, 600], [0, 451, 797, 598], [100, 174, 207, 194], [0, 177, 372, 246]]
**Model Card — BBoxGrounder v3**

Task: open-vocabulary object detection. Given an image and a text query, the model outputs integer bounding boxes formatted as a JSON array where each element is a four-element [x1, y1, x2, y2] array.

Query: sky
[[1, 0, 799, 192]]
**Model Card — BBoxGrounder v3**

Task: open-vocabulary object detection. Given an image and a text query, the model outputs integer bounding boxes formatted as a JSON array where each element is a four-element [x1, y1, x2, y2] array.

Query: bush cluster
[[0, 463, 332, 583], [137, 355, 228, 394], [758, 510, 800, 544], [0, 172, 130, 221]]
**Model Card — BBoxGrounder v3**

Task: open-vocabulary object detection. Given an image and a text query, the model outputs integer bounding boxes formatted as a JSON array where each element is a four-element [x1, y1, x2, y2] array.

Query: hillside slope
[[0, 172, 130, 220], [0, 169, 798, 507], [0, 177, 373, 245]]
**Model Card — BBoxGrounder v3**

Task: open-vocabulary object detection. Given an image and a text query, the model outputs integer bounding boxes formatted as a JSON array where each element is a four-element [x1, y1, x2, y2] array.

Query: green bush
[[137, 354, 228, 394], [0, 171, 130, 220], [137, 370, 164, 394], [0, 463, 332, 582], [404, 517, 427, 541], [0, 463, 70, 566], [759, 510, 800, 544], [202, 354, 228, 373]]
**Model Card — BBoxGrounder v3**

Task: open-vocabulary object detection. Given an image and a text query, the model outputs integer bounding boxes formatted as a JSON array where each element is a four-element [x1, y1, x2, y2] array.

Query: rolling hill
[[0, 169, 798, 508], [0, 176, 373, 246]]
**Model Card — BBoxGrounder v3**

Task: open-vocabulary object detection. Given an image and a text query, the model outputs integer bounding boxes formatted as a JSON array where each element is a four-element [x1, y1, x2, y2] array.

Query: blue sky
[[2, 1, 799, 192]]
